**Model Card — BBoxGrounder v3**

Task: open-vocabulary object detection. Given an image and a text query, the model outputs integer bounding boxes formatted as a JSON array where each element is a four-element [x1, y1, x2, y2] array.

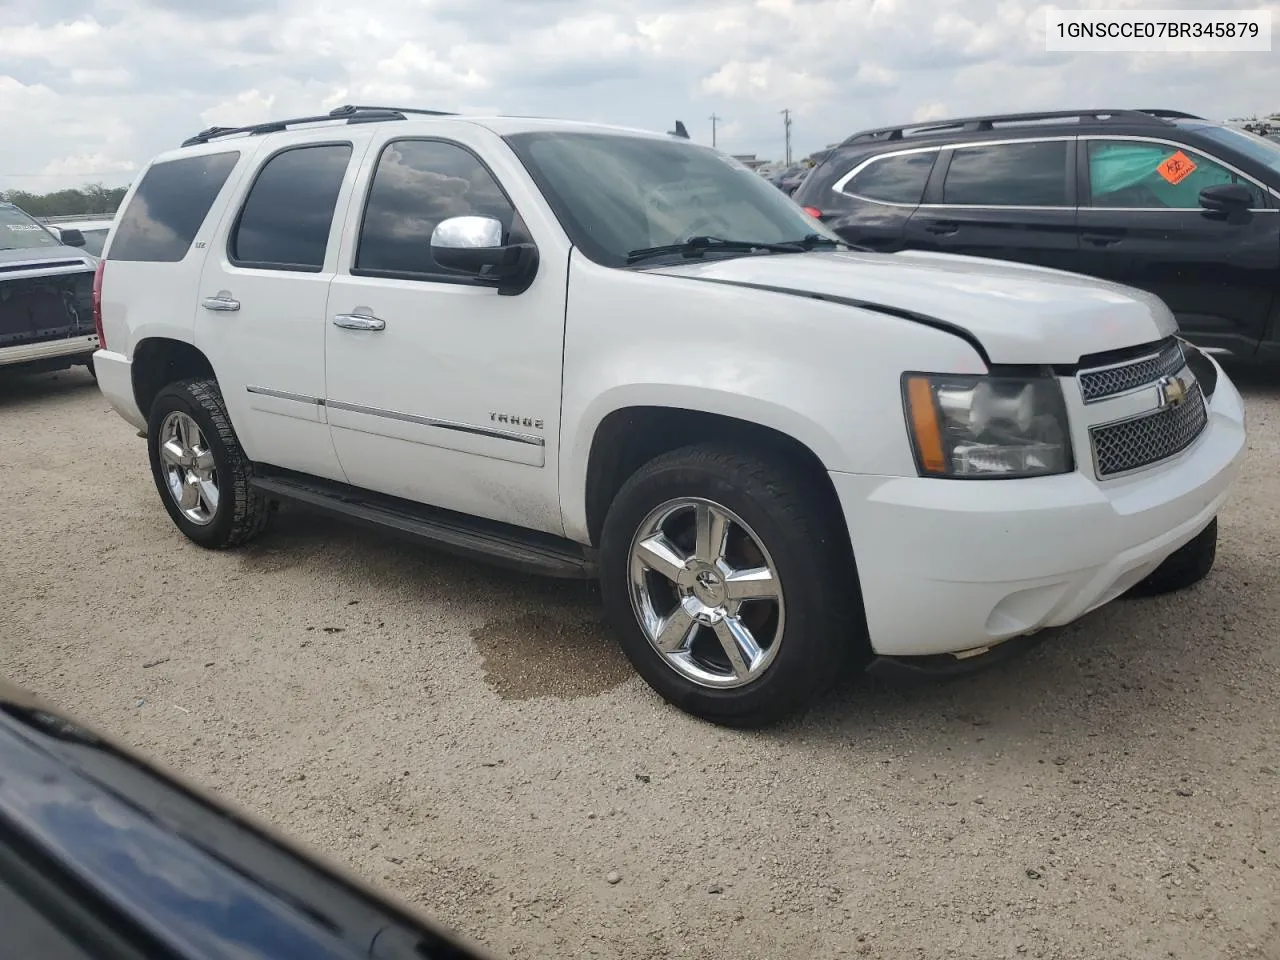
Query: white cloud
[[2, 0, 1279, 193], [41, 153, 138, 178], [201, 90, 278, 128]]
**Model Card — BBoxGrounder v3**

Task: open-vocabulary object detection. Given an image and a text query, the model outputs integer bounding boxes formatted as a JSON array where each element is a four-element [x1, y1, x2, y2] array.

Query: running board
[[249, 472, 595, 579]]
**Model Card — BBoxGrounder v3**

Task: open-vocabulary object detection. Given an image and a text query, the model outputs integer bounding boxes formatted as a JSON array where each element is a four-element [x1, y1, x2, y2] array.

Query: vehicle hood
[[0, 245, 95, 273], [650, 249, 1178, 365]]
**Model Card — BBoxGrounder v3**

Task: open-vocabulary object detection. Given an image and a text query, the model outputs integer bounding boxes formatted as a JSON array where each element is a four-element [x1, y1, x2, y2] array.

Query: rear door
[[196, 129, 373, 481], [904, 137, 1080, 272], [1075, 136, 1279, 357]]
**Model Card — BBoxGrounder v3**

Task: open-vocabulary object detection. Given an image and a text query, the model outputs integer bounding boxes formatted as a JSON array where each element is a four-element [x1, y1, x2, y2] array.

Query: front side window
[[0, 204, 61, 252], [843, 151, 936, 204], [504, 132, 842, 267], [355, 140, 516, 279], [942, 141, 1070, 207], [231, 144, 353, 271], [1087, 140, 1265, 209], [110, 152, 240, 262]]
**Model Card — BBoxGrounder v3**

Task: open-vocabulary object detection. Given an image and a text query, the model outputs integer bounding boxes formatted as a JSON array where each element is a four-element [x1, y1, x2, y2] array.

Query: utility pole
[[781, 108, 793, 166], [709, 113, 721, 148]]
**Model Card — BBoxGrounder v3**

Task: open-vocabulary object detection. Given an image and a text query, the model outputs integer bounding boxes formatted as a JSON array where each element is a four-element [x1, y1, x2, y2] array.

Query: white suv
[[92, 105, 1246, 726]]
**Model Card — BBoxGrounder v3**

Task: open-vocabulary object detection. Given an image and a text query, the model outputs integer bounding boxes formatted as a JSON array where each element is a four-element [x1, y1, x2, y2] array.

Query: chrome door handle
[[332, 314, 386, 331], [202, 296, 240, 312]]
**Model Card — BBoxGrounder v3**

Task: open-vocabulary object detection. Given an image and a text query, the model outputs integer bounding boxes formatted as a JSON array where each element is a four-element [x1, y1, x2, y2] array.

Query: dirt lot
[[2, 368, 1279, 960]]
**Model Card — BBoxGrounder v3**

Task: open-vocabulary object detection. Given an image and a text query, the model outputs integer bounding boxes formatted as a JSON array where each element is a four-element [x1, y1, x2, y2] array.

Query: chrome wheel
[[628, 498, 785, 689], [157, 411, 219, 526]]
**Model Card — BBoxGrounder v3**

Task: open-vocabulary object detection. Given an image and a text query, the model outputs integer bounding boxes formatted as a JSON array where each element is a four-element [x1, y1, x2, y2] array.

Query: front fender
[[558, 253, 986, 542]]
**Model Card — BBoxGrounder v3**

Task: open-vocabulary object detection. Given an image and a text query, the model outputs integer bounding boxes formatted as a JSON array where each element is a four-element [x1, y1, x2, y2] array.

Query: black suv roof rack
[[839, 108, 1204, 146], [181, 104, 456, 147]]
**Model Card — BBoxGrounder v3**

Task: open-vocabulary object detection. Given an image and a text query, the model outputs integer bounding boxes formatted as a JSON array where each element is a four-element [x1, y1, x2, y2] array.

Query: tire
[[599, 444, 869, 728], [147, 378, 271, 549], [83, 356, 97, 381], [1126, 518, 1217, 598]]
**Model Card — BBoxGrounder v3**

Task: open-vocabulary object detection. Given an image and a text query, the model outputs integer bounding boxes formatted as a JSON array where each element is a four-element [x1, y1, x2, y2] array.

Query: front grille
[[1090, 382, 1207, 477], [1078, 338, 1185, 403]]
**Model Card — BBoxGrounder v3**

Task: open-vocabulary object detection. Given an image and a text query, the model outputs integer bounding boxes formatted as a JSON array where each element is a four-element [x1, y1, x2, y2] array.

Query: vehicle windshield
[[0, 204, 63, 252], [1192, 124, 1280, 179], [78, 228, 109, 257], [504, 132, 841, 267]]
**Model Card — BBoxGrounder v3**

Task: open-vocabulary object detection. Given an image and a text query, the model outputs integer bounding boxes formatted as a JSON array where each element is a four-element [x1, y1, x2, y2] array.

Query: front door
[[1074, 137, 1280, 357], [903, 138, 1080, 273], [196, 132, 371, 481], [323, 130, 569, 535]]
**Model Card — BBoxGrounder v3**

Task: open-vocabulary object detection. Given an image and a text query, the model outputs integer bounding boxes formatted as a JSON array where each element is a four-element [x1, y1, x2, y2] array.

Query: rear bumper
[[0, 334, 98, 367], [833, 361, 1246, 658], [94, 349, 145, 431]]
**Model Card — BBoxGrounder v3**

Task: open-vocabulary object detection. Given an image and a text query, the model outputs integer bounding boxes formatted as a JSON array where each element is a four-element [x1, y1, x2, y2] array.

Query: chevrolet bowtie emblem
[[1157, 375, 1188, 408]]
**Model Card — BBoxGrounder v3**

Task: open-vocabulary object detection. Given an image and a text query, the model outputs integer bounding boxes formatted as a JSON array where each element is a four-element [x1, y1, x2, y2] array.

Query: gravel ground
[[2, 367, 1279, 960]]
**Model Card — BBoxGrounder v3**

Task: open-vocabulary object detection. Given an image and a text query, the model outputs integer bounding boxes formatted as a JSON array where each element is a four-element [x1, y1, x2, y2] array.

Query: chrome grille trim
[[1089, 381, 1207, 478], [1078, 337, 1185, 404]]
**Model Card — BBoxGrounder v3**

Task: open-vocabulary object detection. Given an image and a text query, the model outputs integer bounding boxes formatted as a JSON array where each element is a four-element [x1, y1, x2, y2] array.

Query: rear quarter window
[[841, 151, 937, 204], [109, 152, 240, 262]]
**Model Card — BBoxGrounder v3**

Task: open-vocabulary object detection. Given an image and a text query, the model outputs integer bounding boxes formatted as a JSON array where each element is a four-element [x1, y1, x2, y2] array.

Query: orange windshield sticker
[[1156, 150, 1197, 185]]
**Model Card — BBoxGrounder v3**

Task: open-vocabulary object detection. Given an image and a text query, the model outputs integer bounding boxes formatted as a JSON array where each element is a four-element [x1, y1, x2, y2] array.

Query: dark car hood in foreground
[[0, 680, 491, 960]]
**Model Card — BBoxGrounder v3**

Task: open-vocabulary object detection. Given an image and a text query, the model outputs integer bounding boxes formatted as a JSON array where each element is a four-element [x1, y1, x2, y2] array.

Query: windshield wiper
[[781, 234, 877, 253], [625, 235, 808, 265]]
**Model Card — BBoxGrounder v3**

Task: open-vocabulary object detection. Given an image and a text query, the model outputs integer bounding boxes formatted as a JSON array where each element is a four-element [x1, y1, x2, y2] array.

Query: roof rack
[[181, 104, 456, 148], [1135, 108, 1205, 120], [839, 108, 1189, 146]]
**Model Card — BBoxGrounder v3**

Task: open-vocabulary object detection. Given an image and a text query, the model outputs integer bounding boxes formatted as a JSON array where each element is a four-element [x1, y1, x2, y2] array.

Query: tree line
[[0, 183, 129, 218]]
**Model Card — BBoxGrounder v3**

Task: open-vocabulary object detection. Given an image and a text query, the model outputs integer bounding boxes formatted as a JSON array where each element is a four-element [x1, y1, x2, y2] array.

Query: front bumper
[[832, 359, 1246, 658]]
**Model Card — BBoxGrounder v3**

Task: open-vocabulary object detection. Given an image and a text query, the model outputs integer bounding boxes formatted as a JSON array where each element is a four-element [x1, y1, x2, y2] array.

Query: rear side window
[[230, 144, 353, 272], [842, 152, 936, 204], [354, 139, 516, 280], [942, 141, 1069, 207], [109, 152, 239, 262]]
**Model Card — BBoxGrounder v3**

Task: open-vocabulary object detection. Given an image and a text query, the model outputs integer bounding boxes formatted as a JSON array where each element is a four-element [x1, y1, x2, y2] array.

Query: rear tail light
[[802, 205, 824, 219], [92, 260, 106, 349]]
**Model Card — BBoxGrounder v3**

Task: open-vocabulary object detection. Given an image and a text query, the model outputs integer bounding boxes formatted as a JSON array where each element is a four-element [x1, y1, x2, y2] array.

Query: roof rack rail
[[839, 108, 1180, 146], [181, 104, 456, 148], [1136, 108, 1205, 120]]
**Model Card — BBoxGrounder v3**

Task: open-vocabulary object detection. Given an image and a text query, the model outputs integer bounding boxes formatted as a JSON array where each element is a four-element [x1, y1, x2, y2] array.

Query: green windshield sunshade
[[1090, 143, 1238, 206]]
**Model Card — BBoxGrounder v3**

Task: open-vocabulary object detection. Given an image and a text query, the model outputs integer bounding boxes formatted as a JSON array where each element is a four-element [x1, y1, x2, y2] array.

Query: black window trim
[[348, 135, 526, 287], [925, 135, 1077, 210], [1077, 134, 1276, 211], [832, 147, 941, 208], [226, 140, 355, 274]]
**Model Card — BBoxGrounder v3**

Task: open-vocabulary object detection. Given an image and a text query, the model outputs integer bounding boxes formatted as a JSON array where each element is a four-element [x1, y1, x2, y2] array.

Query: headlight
[[902, 373, 1072, 478]]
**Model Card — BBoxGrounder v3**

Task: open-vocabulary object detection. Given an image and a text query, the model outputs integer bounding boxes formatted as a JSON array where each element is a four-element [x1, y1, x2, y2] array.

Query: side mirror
[[1199, 183, 1254, 220], [59, 228, 86, 248], [430, 216, 537, 296]]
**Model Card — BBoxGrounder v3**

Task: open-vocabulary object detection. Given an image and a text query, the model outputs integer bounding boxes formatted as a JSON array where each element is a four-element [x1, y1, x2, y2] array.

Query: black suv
[[793, 109, 1280, 363]]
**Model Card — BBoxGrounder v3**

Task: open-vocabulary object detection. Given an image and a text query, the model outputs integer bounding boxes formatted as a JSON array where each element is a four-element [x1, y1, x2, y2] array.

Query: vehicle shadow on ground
[[0, 368, 98, 408], [244, 503, 1273, 761]]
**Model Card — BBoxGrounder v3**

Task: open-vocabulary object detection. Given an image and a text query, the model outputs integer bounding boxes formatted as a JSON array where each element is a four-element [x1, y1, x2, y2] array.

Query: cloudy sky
[[1, 0, 1277, 193]]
